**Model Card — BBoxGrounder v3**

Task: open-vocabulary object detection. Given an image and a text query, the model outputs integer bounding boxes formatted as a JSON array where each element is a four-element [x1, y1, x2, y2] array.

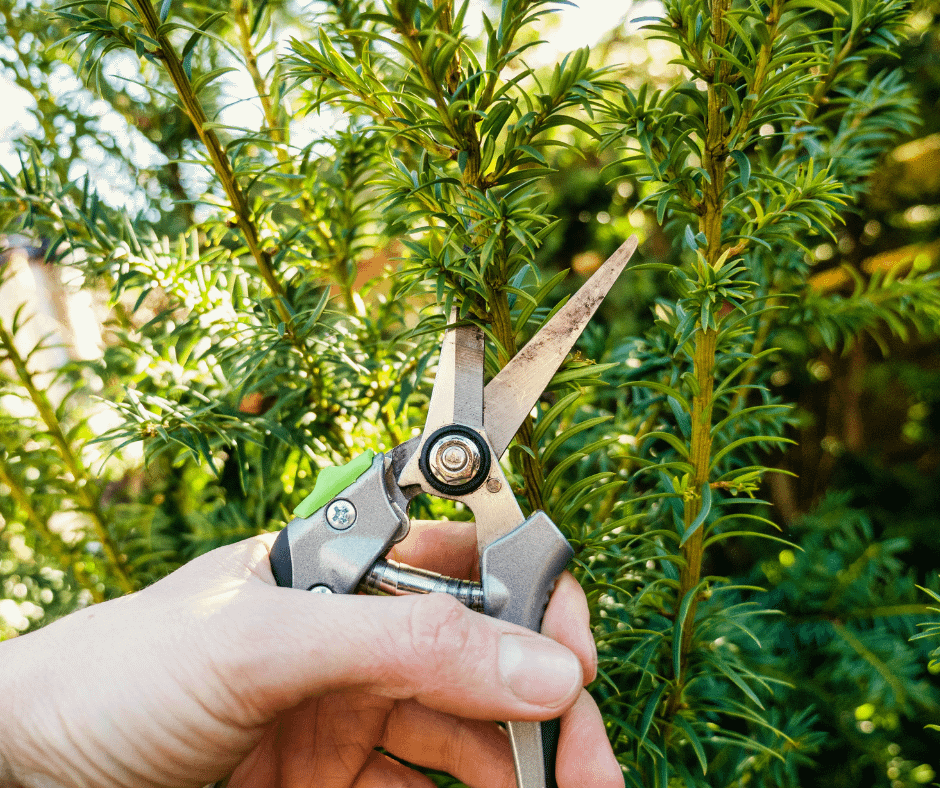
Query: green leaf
[[549, 362, 618, 388], [655, 189, 675, 224], [705, 530, 798, 549], [786, 0, 847, 14], [673, 580, 709, 678], [668, 395, 692, 439], [710, 435, 797, 470], [190, 66, 237, 95], [639, 430, 691, 459], [542, 436, 621, 494], [180, 12, 227, 79], [705, 653, 766, 709], [673, 716, 708, 774], [532, 389, 583, 445], [638, 683, 668, 743], [621, 380, 690, 412], [542, 415, 612, 464], [730, 149, 750, 188]]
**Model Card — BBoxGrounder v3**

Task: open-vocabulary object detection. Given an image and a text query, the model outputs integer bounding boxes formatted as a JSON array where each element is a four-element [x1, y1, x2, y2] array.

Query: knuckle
[[403, 593, 476, 674], [407, 593, 470, 652], [441, 723, 474, 778]]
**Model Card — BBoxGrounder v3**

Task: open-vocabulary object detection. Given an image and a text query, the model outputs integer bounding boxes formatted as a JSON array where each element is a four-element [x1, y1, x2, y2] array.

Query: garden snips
[[269, 236, 638, 788]]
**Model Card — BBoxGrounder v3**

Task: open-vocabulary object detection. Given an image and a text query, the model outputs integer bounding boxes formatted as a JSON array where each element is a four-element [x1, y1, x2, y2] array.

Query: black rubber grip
[[542, 718, 561, 788], [270, 526, 293, 588]]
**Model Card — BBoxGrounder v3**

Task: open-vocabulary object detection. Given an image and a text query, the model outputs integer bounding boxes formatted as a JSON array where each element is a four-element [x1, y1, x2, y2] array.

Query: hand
[[0, 522, 624, 788]]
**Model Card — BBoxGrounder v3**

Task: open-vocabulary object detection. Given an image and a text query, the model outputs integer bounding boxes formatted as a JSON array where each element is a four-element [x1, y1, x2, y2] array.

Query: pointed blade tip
[[481, 234, 640, 458], [602, 234, 639, 275]]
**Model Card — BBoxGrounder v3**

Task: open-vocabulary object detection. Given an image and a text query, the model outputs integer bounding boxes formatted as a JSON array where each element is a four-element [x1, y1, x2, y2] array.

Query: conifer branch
[[0, 461, 104, 603], [233, 1, 287, 156], [665, 0, 730, 713], [0, 322, 135, 595], [129, 0, 292, 327]]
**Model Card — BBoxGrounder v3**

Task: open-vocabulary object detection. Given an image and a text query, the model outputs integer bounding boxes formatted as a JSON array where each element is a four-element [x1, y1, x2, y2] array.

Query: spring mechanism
[[359, 558, 485, 612]]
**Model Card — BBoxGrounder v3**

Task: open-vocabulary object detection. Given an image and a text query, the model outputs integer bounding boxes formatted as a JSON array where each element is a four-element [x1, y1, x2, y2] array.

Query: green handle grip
[[292, 449, 375, 519]]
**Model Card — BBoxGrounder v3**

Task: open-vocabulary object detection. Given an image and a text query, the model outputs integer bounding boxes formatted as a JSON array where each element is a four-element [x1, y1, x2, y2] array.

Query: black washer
[[419, 425, 492, 496]]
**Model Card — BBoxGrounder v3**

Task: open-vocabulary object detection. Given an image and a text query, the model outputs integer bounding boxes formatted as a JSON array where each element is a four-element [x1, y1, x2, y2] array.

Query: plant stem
[[131, 0, 292, 328], [0, 462, 104, 603], [676, 327, 717, 644], [666, 0, 729, 712], [0, 322, 135, 595], [234, 1, 287, 157]]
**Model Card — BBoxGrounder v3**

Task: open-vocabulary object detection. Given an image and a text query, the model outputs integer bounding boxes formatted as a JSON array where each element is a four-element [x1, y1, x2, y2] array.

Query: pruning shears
[[270, 236, 638, 788]]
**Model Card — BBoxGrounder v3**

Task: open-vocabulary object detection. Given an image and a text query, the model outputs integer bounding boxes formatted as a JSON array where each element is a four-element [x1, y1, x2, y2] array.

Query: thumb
[[200, 537, 584, 725]]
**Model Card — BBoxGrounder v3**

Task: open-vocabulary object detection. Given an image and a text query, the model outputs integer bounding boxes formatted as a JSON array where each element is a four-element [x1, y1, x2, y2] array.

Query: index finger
[[386, 519, 479, 578], [386, 521, 596, 683]]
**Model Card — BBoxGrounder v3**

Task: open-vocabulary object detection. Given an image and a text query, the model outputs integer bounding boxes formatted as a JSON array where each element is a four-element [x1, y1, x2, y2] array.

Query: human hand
[[0, 522, 623, 788]]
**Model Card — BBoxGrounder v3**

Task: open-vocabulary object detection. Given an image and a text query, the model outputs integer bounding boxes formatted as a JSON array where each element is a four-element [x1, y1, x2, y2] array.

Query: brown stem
[[678, 331, 717, 625], [130, 0, 292, 327], [664, 0, 730, 718], [234, 1, 287, 155]]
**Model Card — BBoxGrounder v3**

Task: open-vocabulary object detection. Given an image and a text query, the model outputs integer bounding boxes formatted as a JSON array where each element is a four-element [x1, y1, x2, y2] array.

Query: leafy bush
[[1, 0, 938, 784]]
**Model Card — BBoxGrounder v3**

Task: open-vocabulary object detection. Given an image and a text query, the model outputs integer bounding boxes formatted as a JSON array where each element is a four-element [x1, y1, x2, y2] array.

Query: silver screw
[[309, 585, 333, 594], [486, 477, 502, 493], [428, 435, 481, 485], [325, 499, 357, 530], [442, 445, 467, 471]]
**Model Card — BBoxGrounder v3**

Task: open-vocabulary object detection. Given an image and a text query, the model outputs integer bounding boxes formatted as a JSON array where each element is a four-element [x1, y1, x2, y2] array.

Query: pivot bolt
[[309, 584, 333, 594], [428, 435, 481, 485], [419, 426, 491, 495], [325, 499, 357, 530]]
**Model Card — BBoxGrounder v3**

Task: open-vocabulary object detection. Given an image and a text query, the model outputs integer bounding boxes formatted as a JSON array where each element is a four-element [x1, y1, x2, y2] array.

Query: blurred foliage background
[[1, 0, 939, 786]]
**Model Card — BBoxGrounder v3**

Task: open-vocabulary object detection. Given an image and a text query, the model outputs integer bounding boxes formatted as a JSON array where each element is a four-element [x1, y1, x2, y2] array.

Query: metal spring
[[359, 558, 485, 612]]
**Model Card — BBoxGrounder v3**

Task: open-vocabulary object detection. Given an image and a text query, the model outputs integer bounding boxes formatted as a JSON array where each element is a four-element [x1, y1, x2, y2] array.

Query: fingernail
[[499, 634, 581, 705], [587, 636, 599, 684]]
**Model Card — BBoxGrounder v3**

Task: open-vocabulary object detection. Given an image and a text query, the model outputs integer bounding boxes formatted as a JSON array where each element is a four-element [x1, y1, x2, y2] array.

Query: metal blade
[[394, 315, 486, 492], [422, 315, 485, 432], [483, 235, 638, 458]]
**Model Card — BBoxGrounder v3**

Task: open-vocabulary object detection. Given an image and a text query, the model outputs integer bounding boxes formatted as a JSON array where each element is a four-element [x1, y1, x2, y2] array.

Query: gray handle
[[270, 453, 408, 593], [481, 511, 574, 788]]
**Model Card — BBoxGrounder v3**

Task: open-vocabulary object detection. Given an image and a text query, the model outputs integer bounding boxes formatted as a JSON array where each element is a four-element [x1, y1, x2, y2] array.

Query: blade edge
[[483, 235, 638, 458]]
